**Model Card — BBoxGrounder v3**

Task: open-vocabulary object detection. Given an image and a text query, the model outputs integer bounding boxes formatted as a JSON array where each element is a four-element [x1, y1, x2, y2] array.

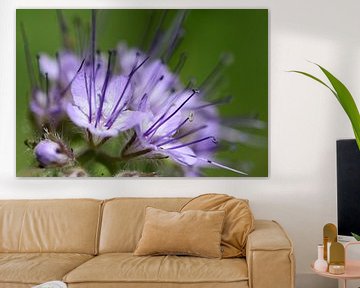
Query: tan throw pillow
[[134, 207, 225, 258], [181, 193, 254, 258]]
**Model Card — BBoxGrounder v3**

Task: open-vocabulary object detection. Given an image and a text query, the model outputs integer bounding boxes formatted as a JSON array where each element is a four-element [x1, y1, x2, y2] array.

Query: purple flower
[[118, 43, 147, 76], [27, 52, 83, 126], [122, 88, 246, 174], [122, 90, 199, 166], [66, 53, 147, 142], [21, 30, 78, 125], [30, 86, 65, 126], [117, 44, 247, 174], [118, 45, 181, 114], [39, 51, 81, 88], [34, 139, 73, 167]]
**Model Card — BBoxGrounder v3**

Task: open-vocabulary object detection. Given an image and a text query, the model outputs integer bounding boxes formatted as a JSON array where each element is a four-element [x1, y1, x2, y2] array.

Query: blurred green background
[[16, 9, 268, 177]]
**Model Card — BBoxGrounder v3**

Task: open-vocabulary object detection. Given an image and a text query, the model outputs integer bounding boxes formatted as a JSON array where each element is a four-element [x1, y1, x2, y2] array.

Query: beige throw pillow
[[181, 193, 255, 258], [134, 207, 225, 258]]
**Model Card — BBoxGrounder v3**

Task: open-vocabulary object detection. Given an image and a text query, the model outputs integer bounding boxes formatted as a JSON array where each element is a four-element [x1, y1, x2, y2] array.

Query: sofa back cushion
[[0, 199, 102, 254], [99, 198, 189, 253], [181, 194, 254, 258]]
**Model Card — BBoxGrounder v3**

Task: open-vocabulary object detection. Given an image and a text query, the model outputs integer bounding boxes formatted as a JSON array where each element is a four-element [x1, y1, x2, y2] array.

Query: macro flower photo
[[16, 9, 268, 177]]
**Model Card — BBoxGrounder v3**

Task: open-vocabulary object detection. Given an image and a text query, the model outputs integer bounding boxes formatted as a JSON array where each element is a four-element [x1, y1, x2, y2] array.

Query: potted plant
[[292, 65, 360, 241], [291, 64, 360, 150]]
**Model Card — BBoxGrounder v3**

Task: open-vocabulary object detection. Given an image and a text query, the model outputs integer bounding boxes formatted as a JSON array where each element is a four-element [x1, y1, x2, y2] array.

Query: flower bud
[[34, 139, 72, 167]]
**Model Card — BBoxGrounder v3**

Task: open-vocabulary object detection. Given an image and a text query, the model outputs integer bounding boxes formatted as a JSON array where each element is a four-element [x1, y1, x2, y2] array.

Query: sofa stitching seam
[[94, 201, 105, 255], [18, 201, 29, 252]]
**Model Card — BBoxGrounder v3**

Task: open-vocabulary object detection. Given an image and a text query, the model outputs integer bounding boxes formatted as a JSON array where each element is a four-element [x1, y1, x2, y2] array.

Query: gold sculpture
[[323, 223, 337, 261]]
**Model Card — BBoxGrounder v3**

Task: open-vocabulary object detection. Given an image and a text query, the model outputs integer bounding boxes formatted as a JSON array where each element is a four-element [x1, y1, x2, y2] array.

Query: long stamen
[[141, 11, 155, 50], [138, 93, 148, 111], [193, 95, 233, 110], [95, 51, 112, 127], [156, 116, 190, 140], [91, 11, 96, 75], [95, 62, 101, 78], [184, 78, 196, 91], [106, 101, 129, 129], [56, 10, 71, 50], [54, 54, 61, 103], [200, 53, 233, 96], [110, 49, 117, 74], [186, 154, 248, 175], [205, 160, 247, 175], [163, 10, 187, 62], [146, 114, 190, 143], [142, 61, 163, 96], [144, 89, 199, 136], [45, 73, 49, 108], [148, 10, 168, 56], [90, 9, 97, 122], [138, 73, 165, 114], [83, 22, 90, 57], [55, 51, 61, 84], [164, 53, 187, 91], [164, 136, 217, 150], [105, 56, 149, 128], [174, 53, 187, 75], [60, 58, 85, 97], [73, 17, 83, 56], [21, 22, 37, 90], [36, 54, 43, 89], [157, 125, 207, 147], [84, 71, 91, 123], [221, 117, 266, 129]]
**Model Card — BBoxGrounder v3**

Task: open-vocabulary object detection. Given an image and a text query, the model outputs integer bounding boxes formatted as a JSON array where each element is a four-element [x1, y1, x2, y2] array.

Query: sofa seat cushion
[[0, 253, 93, 285], [64, 253, 248, 285]]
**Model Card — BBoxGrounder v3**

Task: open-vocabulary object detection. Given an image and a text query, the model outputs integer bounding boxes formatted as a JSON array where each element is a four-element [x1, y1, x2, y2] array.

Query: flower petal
[[60, 52, 81, 82], [161, 142, 197, 166], [70, 70, 91, 113], [111, 110, 146, 132], [66, 103, 90, 129], [39, 53, 59, 80], [118, 43, 146, 75], [101, 76, 133, 118]]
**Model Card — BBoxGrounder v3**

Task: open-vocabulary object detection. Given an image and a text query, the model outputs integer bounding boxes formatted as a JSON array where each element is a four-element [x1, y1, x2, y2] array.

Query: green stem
[[75, 132, 153, 176], [87, 129, 95, 148], [95, 136, 110, 148], [121, 148, 152, 161], [76, 147, 152, 163], [121, 133, 137, 155]]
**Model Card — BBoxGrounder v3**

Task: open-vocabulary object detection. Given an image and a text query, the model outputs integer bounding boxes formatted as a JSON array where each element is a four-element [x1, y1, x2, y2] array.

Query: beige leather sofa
[[0, 198, 295, 288]]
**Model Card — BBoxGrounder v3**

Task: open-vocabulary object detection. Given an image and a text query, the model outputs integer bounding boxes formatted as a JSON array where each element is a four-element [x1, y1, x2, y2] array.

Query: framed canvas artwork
[[16, 9, 268, 177]]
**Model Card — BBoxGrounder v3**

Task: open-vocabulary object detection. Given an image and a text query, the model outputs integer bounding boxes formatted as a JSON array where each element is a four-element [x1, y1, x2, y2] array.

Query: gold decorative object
[[329, 242, 345, 265], [323, 223, 337, 261], [329, 242, 345, 275], [328, 264, 345, 275]]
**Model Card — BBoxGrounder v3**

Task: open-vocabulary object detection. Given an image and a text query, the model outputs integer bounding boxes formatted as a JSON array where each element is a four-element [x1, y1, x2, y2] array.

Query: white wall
[[1, 1, 359, 287]]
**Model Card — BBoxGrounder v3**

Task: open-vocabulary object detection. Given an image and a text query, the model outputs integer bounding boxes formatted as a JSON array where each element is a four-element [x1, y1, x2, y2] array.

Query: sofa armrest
[[246, 220, 295, 288]]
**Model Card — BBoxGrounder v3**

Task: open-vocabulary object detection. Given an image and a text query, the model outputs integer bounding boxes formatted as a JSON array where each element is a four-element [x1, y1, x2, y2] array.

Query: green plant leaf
[[290, 70, 336, 96], [351, 232, 360, 241], [291, 65, 360, 150]]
